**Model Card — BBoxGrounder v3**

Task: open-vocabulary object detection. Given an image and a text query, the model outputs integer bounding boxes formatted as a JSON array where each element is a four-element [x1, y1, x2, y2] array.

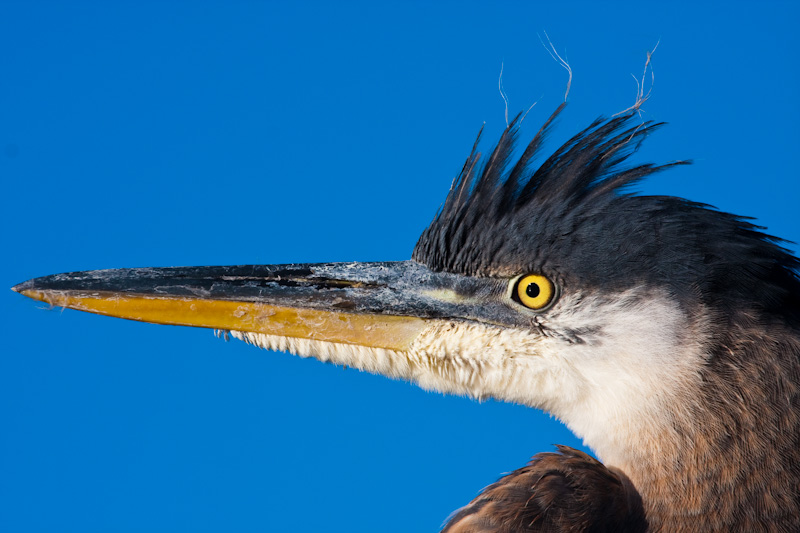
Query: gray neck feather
[[627, 318, 800, 531]]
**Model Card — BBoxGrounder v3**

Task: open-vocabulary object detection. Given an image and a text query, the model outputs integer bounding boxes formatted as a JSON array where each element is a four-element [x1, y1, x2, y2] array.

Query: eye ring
[[510, 273, 557, 311]]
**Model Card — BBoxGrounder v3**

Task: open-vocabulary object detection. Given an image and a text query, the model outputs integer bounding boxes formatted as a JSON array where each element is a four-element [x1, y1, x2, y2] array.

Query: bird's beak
[[12, 261, 500, 352]]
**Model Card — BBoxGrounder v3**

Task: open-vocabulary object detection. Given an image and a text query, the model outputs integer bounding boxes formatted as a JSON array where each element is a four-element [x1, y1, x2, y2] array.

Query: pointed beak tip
[[11, 280, 31, 294]]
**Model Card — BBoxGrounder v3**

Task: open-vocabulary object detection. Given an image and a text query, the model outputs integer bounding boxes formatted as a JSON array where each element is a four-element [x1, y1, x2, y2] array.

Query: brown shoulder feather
[[441, 446, 647, 533]]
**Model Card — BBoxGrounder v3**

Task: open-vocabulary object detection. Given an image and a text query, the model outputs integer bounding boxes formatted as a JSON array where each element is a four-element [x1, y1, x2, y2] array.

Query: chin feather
[[229, 322, 550, 404]]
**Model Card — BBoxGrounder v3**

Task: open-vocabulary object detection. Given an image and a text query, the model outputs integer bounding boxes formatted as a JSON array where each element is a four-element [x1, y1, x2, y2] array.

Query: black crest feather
[[412, 106, 800, 321], [413, 105, 683, 275]]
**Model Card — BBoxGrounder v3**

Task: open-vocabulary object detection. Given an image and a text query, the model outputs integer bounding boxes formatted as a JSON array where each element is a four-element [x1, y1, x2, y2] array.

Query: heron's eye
[[513, 274, 555, 310]]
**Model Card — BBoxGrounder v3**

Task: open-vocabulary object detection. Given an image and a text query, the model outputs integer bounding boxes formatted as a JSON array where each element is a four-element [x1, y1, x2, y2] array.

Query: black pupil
[[525, 282, 540, 298]]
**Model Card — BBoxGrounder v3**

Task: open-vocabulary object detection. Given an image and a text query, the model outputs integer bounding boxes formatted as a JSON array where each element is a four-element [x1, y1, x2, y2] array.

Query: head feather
[[412, 106, 800, 322]]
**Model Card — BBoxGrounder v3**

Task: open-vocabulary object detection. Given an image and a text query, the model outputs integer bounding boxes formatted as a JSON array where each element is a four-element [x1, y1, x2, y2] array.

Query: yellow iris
[[515, 274, 555, 310]]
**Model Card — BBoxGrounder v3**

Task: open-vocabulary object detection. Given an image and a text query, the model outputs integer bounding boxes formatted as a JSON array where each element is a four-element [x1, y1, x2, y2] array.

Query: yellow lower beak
[[18, 288, 428, 351]]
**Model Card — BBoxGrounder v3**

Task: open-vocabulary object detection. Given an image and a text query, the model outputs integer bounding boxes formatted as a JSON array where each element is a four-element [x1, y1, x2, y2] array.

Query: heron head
[[14, 106, 800, 465]]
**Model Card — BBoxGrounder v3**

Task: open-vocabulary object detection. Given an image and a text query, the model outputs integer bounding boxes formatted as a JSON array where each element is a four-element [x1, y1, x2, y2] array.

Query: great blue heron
[[13, 104, 800, 531]]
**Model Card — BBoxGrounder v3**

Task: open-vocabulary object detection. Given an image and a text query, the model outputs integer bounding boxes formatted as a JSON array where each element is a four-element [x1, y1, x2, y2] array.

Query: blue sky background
[[2, 2, 798, 531]]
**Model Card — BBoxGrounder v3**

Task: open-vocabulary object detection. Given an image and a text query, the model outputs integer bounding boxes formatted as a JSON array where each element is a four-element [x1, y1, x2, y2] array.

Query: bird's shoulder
[[441, 445, 647, 533]]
